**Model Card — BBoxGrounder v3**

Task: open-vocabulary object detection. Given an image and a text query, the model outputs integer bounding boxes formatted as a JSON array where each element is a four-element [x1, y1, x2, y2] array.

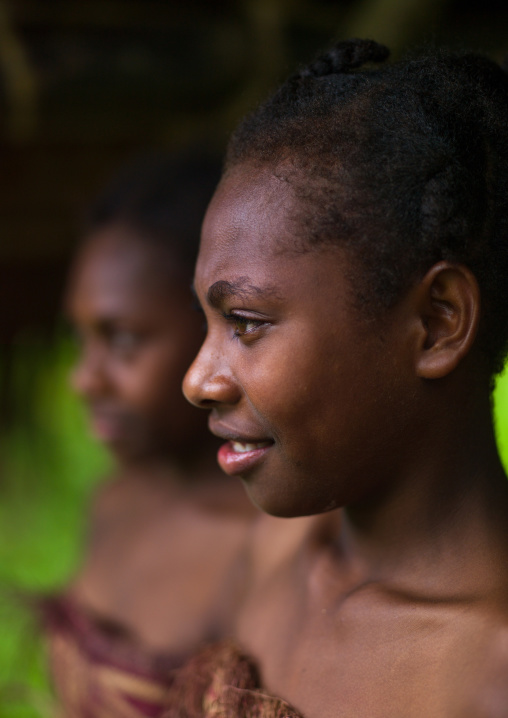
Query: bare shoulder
[[450, 619, 508, 718], [473, 624, 508, 717]]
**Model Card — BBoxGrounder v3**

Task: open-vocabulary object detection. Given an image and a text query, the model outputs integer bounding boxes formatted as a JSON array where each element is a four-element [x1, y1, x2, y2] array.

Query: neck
[[336, 382, 508, 597]]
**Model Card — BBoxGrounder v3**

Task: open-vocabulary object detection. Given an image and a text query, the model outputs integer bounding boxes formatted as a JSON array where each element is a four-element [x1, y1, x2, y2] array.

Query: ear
[[414, 261, 481, 379]]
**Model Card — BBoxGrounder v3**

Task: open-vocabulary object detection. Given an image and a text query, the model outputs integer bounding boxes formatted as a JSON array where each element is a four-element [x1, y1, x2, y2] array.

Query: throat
[[335, 462, 508, 598]]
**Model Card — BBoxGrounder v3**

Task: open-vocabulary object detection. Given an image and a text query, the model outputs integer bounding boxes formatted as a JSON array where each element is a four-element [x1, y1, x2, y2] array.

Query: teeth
[[231, 441, 269, 453]]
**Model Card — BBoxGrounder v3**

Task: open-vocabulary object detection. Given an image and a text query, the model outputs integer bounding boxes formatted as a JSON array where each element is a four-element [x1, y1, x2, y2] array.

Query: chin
[[242, 481, 334, 519]]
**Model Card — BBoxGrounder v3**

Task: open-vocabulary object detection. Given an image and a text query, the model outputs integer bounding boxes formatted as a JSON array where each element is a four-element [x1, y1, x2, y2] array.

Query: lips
[[217, 440, 272, 475], [209, 420, 273, 476], [88, 406, 132, 444], [90, 413, 123, 443]]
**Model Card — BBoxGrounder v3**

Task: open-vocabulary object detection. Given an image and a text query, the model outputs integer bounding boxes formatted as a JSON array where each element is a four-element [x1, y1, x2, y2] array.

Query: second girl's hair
[[86, 150, 221, 272]]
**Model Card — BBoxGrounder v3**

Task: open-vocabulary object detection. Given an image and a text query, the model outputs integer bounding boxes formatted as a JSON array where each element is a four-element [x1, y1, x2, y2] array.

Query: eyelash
[[222, 312, 264, 338]]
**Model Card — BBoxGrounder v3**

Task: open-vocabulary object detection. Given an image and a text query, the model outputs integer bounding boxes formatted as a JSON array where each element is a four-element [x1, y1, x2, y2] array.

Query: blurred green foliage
[[1, 337, 508, 716], [0, 334, 109, 717], [494, 367, 508, 469]]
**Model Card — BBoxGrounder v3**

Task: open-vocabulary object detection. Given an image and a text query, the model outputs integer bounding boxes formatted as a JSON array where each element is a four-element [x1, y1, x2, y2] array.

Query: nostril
[[183, 368, 241, 409], [182, 345, 241, 408]]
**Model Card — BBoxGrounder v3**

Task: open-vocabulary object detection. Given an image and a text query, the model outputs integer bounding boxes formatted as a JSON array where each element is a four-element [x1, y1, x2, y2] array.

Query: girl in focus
[[45, 153, 258, 716], [180, 40, 508, 717]]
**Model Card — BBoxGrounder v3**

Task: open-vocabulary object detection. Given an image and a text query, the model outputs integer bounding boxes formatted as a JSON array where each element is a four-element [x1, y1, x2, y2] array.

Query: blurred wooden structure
[[0, 0, 507, 345]]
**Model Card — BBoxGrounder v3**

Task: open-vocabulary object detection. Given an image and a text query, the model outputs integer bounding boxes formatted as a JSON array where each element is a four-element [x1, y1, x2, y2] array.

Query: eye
[[109, 329, 142, 357], [223, 312, 265, 338]]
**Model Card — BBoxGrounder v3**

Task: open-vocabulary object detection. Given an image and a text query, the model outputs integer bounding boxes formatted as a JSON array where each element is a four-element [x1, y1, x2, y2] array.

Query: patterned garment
[[43, 596, 180, 717], [42, 596, 303, 718], [161, 641, 301, 718]]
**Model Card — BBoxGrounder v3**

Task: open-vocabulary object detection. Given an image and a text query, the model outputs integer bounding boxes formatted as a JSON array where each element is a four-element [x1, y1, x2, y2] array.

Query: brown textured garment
[[42, 596, 303, 718], [162, 641, 301, 718]]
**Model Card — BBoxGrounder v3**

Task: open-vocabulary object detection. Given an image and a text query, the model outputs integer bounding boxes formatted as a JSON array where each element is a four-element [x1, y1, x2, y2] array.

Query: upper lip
[[87, 403, 131, 425], [88, 404, 122, 420], [208, 418, 273, 444]]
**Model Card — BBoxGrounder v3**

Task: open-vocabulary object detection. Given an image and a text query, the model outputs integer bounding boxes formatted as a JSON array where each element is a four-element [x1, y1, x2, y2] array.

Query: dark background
[[1, 0, 507, 352]]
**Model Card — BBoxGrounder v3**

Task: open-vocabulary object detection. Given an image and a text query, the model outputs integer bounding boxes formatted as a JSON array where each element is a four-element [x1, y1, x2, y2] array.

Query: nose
[[70, 346, 109, 400], [183, 341, 241, 409]]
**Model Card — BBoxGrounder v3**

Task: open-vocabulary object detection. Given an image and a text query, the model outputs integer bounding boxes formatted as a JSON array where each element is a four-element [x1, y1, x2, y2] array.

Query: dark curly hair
[[226, 39, 508, 375], [86, 150, 221, 273]]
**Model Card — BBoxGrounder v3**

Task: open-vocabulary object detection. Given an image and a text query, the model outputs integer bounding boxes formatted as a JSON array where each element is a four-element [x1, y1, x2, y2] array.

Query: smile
[[217, 440, 272, 476], [231, 440, 270, 453]]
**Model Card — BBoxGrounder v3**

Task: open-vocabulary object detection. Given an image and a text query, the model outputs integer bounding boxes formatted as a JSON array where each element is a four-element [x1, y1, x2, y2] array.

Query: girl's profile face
[[67, 224, 206, 464], [184, 165, 415, 517]]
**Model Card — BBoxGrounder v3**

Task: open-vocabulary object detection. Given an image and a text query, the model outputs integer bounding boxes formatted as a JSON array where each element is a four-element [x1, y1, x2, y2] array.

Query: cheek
[[239, 335, 342, 441], [242, 331, 387, 465], [120, 347, 187, 413]]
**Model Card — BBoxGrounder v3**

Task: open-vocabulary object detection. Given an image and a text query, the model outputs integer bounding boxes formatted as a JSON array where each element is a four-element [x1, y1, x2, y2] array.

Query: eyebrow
[[203, 277, 280, 308]]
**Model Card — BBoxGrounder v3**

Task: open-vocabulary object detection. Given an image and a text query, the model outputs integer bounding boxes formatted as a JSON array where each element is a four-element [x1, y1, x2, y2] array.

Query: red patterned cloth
[[42, 596, 303, 718], [42, 596, 182, 717]]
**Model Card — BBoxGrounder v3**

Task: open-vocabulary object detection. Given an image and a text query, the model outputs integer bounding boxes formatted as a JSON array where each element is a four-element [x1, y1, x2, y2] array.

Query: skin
[[183, 164, 508, 717], [64, 223, 257, 652], [67, 223, 207, 466]]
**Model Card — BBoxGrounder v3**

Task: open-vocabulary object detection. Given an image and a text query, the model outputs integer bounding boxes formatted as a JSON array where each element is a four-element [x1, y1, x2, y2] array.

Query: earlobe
[[415, 261, 481, 379]]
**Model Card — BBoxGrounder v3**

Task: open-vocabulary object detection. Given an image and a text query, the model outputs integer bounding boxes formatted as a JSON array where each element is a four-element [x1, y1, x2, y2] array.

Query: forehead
[[67, 224, 186, 316], [197, 165, 296, 275], [195, 164, 360, 314]]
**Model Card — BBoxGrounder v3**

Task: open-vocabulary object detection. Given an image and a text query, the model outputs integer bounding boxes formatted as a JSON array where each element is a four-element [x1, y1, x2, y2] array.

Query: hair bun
[[299, 39, 389, 79]]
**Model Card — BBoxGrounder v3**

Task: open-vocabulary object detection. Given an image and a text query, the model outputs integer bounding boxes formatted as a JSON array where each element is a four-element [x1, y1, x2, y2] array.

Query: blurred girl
[[45, 152, 258, 716]]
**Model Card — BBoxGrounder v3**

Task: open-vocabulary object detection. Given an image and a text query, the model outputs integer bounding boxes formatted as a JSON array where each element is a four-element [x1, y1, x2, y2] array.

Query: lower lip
[[217, 441, 272, 476], [90, 416, 123, 443]]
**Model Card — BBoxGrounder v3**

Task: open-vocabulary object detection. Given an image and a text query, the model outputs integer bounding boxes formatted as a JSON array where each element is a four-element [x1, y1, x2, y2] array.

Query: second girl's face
[[184, 165, 418, 517], [67, 224, 206, 465]]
